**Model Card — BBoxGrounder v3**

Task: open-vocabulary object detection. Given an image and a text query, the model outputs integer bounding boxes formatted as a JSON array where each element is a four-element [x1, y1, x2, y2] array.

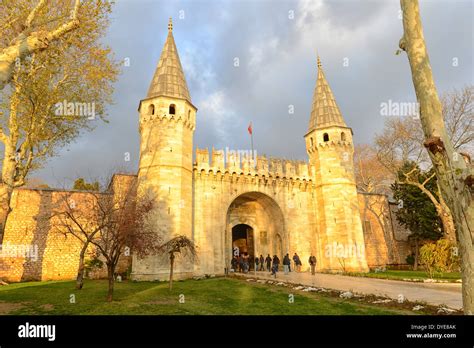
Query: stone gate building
[[0, 19, 411, 282]]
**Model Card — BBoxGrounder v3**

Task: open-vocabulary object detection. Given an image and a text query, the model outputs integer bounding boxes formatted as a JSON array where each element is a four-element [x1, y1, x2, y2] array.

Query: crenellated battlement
[[139, 112, 195, 131], [194, 147, 312, 181]]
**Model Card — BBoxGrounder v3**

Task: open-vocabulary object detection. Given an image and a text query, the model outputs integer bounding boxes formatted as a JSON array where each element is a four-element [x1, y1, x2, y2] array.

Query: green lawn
[[346, 270, 461, 282], [0, 277, 416, 315]]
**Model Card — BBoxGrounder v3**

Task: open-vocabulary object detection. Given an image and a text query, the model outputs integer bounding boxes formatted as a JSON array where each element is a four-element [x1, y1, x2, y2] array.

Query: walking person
[[283, 253, 291, 275], [265, 254, 272, 272], [254, 255, 259, 272], [271, 255, 280, 278], [259, 255, 264, 271], [309, 254, 317, 275], [293, 253, 302, 273], [243, 253, 249, 273]]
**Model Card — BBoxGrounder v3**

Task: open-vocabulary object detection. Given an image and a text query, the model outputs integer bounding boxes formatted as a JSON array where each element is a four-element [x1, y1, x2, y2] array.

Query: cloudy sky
[[34, 0, 473, 187]]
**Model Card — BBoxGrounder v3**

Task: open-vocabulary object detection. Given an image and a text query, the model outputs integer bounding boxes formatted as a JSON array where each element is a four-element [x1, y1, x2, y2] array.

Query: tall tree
[[399, 0, 474, 314], [0, 0, 119, 240], [392, 162, 443, 269]]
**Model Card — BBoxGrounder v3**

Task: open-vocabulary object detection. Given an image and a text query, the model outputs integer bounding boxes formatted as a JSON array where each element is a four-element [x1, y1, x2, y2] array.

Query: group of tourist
[[231, 252, 251, 273], [230, 251, 318, 278]]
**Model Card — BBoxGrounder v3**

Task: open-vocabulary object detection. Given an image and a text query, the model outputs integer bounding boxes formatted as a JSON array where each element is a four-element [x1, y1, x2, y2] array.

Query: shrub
[[85, 257, 104, 277], [419, 239, 459, 277], [406, 253, 415, 267]]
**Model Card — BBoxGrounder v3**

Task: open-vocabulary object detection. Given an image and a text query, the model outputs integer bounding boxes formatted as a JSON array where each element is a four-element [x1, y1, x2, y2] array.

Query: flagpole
[[249, 122, 254, 166]]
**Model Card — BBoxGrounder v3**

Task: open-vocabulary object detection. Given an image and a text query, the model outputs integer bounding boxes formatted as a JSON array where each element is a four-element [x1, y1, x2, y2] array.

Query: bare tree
[[90, 179, 161, 301], [442, 86, 474, 153], [375, 116, 460, 242], [157, 235, 197, 291], [50, 189, 110, 290], [354, 144, 393, 195], [399, 0, 474, 314], [354, 145, 399, 264], [51, 176, 161, 300]]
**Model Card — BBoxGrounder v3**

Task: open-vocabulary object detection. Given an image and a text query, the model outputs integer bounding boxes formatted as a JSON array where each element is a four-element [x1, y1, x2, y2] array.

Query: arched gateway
[[225, 192, 286, 271]]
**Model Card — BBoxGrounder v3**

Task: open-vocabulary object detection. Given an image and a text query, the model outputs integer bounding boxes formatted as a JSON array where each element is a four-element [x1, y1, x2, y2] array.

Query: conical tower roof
[[308, 57, 347, 132], [146, 18, 191, 102]]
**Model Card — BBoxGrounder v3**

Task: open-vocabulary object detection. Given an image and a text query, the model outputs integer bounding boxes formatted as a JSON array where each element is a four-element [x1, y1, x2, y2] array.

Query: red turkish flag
[[247, 122, 253, 135]]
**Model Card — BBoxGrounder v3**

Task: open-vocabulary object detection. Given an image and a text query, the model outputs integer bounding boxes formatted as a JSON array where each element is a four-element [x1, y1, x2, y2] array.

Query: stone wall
[[0, 168, 411, 282], [0, 174, 134, 282]]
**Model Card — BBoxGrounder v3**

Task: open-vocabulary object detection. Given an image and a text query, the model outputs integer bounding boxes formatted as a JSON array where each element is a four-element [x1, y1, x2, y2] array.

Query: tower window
[[148, 104, 155, 115], [323, 133, 329, 142], [341, 132, 346, 141], [310, 137, 314, 147], [169, 104, 176, 115], [188, 110, 191, 120]]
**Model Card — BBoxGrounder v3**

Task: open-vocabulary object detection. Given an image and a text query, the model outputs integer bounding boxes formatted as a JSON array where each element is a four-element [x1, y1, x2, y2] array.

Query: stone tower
[[132, 18, 197, 280], [305, 57, 369, 272]]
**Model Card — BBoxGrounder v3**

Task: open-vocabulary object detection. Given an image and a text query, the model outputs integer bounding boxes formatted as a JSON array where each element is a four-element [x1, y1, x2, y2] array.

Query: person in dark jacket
[[259, 255, 264, 271], [293, 253, 302, 272], [242, 253, 249, 273], [271, 255, 280, 278], [309, 254, 317, 275], [265, 254, 272, 272], [254, 255, 259, 271], [283, 253, 291, 275], [231, 256, 238, 272]]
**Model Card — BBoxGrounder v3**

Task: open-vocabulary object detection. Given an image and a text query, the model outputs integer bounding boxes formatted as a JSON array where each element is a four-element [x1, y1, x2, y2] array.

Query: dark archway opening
[[232, 224, 255, 271]]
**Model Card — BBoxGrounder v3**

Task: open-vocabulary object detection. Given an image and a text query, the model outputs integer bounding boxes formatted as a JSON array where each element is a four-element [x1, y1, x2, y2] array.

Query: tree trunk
[[0, 184, 13, 242], [400, 0, 474, 314], [75, 243, 88, 290], [438, 206, 456, 243], [414, 239, 419, 271], [106, 264, 114, 302], [437, 187, 457, 243], [169, 253, 174, 291], [0, 144, 19, 242], [407, 179, 456, 242]]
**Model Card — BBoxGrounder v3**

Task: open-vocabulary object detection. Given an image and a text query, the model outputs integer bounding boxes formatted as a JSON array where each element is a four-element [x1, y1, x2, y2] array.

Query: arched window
[[310, 137, 314, 147], [169, 104, 176, 115], [341, 132, 346, 141], [323, 133, 329, 142], [148, 104, 155, 115], [187, 110, 191, 120]]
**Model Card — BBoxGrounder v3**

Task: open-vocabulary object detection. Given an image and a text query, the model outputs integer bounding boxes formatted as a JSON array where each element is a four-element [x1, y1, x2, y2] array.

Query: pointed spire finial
[[146, 16, 191, 102], [307, 53, 347, 132]]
